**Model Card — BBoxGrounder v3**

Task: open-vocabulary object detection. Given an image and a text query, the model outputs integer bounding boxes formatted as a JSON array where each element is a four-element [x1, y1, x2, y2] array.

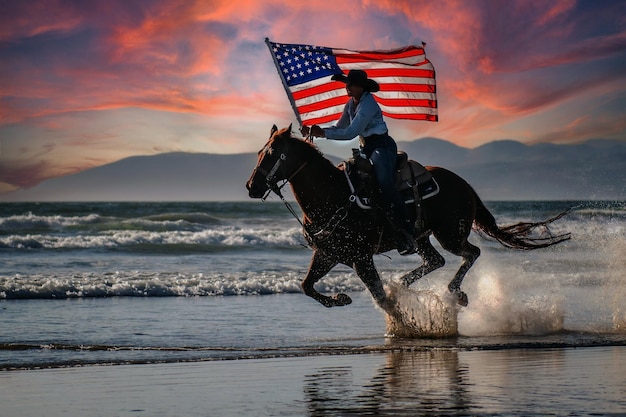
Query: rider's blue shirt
[[323, 92, 388, 140]]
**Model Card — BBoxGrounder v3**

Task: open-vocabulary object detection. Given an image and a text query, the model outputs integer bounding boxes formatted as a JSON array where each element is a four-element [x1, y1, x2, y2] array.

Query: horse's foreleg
[[352, 257, 393, 312], [400, 237, 445, 286], [447, 242, 480, 307], [302, 251, 349, 308]]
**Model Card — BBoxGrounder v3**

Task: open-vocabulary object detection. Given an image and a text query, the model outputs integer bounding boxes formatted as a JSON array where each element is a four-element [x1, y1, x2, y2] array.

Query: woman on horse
[[301, 69, 415, 255]]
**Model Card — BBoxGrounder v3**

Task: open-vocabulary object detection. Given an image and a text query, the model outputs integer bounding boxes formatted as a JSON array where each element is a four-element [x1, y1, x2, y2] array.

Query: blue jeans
[[362, 135, 411, 233]]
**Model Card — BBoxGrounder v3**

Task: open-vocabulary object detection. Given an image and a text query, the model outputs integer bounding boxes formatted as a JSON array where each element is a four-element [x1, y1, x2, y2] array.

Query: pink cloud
[[0, 0, 84, 41], [1, 0, 625, 193], [1, 0, 264, 127], [104, 3, 234, 77], [533, 0, 576, 27]]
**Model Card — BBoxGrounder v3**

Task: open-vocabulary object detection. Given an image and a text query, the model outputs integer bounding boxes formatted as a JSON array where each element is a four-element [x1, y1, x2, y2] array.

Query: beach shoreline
[[2, 201, 625, 415], [2, 345, 625, 417]]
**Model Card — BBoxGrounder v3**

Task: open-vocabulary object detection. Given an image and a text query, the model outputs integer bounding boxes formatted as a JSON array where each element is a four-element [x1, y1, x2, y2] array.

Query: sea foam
[[0, 270, 365, 299], [383, 281, 458, 338]]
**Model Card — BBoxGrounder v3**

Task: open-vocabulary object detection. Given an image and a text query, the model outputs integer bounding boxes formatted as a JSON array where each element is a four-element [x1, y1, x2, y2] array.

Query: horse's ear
[[270, 125, 278, 136]]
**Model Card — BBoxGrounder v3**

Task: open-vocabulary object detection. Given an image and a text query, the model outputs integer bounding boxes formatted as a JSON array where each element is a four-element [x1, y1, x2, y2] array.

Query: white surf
[[382, 281, 458, 338]]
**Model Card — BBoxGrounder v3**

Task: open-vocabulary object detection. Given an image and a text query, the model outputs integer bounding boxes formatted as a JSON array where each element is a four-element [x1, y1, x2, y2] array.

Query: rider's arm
[[324, 94, 378, 140]]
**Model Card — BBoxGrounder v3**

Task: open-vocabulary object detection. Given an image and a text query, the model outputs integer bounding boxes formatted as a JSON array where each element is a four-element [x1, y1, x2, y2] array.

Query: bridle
[[254, 139, 308, 224], [256, 152, 286, 199]]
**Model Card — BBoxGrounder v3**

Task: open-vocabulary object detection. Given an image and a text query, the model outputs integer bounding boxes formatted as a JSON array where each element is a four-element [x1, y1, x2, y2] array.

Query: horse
[[246, 125, 570, 313]]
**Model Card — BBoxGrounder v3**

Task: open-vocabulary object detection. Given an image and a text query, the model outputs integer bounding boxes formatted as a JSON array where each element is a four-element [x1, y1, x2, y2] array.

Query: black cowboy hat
[[331, 69, 380, 92]]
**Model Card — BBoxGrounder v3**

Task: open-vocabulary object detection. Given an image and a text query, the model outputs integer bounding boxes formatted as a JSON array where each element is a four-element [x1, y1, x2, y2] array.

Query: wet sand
[[2, 346, 625, 417]]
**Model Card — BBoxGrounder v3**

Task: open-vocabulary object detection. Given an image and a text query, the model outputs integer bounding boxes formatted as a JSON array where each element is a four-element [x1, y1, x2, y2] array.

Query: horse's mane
[[276, 127, 339, 171]]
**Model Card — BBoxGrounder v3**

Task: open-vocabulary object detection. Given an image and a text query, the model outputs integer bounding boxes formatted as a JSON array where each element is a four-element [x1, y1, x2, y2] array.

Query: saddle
[[341, 150, 440, 232], [394, 151, 439, 203]]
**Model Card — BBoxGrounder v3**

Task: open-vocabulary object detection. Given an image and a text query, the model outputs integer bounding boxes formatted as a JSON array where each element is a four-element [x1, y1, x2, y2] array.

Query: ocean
[[1, 200, 625, 416]]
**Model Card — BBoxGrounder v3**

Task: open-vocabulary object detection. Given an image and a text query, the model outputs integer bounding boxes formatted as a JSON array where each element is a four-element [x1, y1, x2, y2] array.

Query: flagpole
[[265, 38, 303, 128]]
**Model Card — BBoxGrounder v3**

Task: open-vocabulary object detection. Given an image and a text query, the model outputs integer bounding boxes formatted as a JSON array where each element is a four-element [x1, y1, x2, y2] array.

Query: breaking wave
[[0, 270, 362, 299]]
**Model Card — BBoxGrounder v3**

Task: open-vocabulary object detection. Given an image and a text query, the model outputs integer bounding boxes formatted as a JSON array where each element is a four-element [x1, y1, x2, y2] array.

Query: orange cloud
[[531, 115, 626, 145], [1, 0, 625, 194], [106, 2, 234, 77]]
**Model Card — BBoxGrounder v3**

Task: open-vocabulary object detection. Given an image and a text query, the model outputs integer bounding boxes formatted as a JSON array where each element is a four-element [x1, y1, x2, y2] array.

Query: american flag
[[266, 39, 438, 126]]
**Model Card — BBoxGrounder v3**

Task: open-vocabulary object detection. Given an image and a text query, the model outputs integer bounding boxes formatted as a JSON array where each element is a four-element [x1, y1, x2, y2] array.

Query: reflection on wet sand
[[304, 350, 471, 416], [2, 346, 624, 416], [303, 347, 626, 416]]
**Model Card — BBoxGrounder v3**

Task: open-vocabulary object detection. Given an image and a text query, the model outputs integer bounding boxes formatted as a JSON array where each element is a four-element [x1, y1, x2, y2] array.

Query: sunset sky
[[1, 0, 625, 194]]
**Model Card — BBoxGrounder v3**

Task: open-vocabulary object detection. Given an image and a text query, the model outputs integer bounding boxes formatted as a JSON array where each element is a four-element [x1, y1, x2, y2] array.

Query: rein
[[256, 144, 308, 228], [266, 161, 308, 228], [258, 159, 308, 201], [254, 138, 356, 243]]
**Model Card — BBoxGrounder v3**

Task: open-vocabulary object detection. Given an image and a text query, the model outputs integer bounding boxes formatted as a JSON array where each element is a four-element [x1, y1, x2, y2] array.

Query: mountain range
[[2, 138, 625, 201]]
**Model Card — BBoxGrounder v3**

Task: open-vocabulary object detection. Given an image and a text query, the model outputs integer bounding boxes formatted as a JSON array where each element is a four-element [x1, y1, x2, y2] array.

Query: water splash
[[606, 230, 626, 333], [382, 281, 458, 338], [458, 272, 565, 336], [381, 268, 567, 338], [614, 310, 626, 332]]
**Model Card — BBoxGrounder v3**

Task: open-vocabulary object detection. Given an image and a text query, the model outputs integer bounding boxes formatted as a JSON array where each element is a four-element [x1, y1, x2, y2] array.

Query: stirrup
[[396, 232, 416, 256], [398, 244, 416, 256]]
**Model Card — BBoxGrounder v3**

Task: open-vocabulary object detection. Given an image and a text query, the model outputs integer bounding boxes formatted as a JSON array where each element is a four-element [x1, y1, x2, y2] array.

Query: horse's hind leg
[[446, 241, 480, 307], [400, 237, 445, 287], [302, 251, 349, 308], [352, 257, 392, 312]]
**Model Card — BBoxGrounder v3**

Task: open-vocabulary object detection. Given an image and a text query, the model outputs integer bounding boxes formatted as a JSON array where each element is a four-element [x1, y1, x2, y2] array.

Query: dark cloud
[[0, 159, 52, 188]]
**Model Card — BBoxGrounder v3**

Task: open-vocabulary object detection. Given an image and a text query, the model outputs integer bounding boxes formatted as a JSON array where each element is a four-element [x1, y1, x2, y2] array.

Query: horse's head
[[246, 124, 299, 199]]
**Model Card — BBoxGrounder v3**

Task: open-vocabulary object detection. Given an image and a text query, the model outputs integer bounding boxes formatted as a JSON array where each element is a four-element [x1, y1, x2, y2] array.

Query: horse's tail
[[472, 191, 571, 250]]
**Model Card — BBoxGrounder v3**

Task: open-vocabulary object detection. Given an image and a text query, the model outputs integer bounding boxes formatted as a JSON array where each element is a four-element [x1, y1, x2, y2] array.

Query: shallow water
[[2, 346, 625, 416], [1, 201, 625, 415], [1, 294, 625, 370]]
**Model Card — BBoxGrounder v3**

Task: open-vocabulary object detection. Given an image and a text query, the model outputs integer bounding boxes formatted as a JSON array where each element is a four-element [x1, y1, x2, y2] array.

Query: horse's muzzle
[[246, 177, 267, 199]]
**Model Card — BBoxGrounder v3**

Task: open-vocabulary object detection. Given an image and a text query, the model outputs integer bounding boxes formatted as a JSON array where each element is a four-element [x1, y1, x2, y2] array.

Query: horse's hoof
[[453, 290, 468, 307], [333, 293, 352, 306]]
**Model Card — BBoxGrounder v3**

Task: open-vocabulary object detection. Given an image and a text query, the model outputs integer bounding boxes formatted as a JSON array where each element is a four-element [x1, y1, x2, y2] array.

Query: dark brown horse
[[246, 125, 570, 312]]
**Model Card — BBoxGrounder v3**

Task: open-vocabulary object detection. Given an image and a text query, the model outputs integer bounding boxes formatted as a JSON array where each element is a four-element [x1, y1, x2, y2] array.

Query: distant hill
[[397, 138, 626, 200], [1, 138, 625, 201], [1, 153, 260, 202]]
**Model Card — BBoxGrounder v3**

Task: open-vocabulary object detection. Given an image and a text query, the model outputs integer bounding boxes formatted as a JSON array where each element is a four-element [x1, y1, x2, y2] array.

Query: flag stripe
[[303, 112, 345, 126], [375, 83, 437, 94], [383, 113, 438, 121], [295, 94, 437, 113], [296, 95, 349, 114], [267, 40, 438, 124], [333, 47, 426, 63], [377, 98, 437, 108], [364, 68, 435, 79], [291, 81, 344, 100], [300, 105, 344, 124], [337, 60, 434, 70]]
